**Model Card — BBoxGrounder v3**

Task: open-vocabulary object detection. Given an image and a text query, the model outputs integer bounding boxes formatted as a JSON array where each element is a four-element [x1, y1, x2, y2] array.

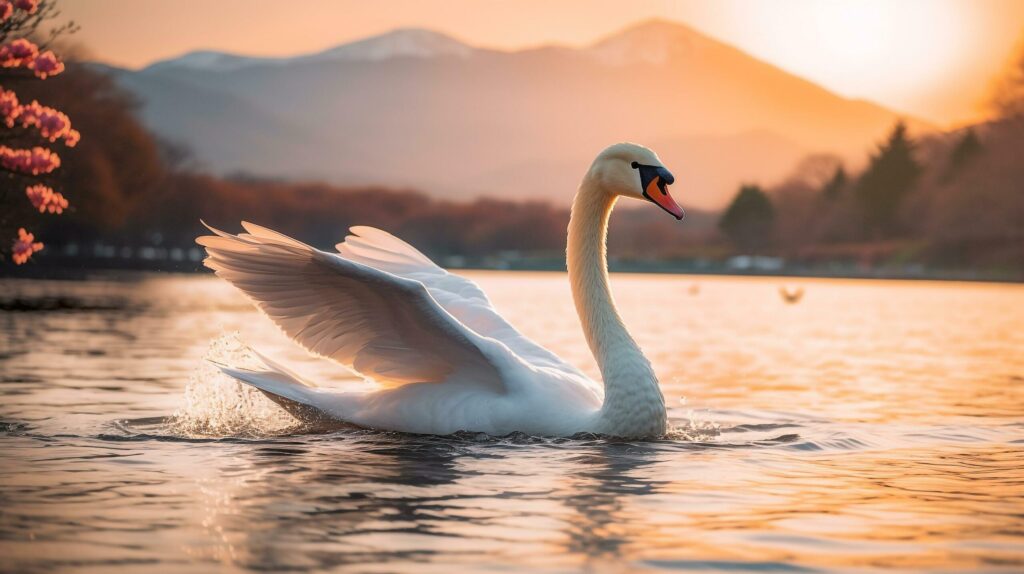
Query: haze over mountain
[[100, 19, 931, 209]]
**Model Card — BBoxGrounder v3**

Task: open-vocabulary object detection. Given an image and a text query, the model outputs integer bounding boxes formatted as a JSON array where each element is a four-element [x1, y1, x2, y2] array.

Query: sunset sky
[[62, 0, 1023, 127]]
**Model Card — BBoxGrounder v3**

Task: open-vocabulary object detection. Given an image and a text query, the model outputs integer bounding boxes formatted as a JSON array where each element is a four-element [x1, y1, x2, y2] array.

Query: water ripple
[[2, 274, 1023, 573]]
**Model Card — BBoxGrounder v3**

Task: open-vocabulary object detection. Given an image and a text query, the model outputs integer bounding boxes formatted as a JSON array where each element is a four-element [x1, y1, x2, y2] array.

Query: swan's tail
[[212, 351, 341, 428]]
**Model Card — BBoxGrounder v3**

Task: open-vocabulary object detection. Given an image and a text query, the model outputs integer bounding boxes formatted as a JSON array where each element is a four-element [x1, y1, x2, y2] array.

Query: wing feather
[[336, 227, 593, 384], [197, 222, 506, 390]]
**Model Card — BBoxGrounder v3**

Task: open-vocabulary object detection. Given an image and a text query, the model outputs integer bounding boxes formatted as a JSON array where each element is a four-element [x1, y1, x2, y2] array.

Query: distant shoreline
[[2, 256, 1020, 285]]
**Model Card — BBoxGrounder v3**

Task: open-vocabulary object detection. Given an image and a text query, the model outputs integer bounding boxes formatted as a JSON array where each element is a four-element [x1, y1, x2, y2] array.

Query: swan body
[[197, 143, 685, 438]]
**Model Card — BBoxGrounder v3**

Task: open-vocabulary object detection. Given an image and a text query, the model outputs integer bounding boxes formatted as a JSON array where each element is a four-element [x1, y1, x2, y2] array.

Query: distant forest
[[722, 117, 1023, 272], [2, 49, 1023, 278]]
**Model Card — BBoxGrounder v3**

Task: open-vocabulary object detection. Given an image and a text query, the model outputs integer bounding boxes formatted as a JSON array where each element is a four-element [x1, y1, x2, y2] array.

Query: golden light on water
[[1, 273, 1022, 571]]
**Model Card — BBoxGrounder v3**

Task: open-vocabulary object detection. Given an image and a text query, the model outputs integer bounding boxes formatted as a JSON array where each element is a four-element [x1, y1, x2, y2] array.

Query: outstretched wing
[[197, 222, 506, 390], [337, 226, 591, 381]]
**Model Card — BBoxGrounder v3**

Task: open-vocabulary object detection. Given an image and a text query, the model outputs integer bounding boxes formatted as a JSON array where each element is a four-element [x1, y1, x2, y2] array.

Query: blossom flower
[[14, 0, 38, 14], [12, 228, 43, 264], [0, 1, 13, 22], [0, 86, 20, 127], [17, 100, 77, 144], [28, 50, 63, 79], [0, 145, 60, 174], [25, 184, 68, 214], [0, 38, 38, 68]]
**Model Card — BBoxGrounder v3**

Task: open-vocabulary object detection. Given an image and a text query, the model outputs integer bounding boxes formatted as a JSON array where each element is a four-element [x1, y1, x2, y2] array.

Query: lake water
[[1, 272, 1022, 573]]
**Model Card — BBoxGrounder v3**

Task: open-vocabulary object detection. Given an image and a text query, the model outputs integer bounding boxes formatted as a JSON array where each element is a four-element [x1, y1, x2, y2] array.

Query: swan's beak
[[636, 163, 685, 220]]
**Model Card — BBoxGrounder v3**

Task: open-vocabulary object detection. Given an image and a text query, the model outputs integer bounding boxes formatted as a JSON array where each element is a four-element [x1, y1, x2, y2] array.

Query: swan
[[196, 143, 685, 438]]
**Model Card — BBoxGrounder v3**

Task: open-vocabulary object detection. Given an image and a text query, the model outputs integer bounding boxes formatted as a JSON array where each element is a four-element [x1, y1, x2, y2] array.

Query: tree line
[[718, 116, 1022, 270]]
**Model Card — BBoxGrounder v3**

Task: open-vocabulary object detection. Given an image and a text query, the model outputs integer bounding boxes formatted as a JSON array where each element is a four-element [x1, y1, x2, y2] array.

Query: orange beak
[[644, 175, 685, 220]]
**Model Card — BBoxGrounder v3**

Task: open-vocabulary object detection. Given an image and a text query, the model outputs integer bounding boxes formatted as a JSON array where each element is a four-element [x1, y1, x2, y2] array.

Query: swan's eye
[[631, 161, 639, 169]]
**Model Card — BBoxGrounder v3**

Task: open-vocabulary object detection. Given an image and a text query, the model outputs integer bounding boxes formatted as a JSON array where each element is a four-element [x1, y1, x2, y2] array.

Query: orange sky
[[61, 0, 1024, 127]]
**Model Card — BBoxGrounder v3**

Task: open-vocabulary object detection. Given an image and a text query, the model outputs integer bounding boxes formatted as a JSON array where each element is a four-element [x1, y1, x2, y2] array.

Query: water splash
[[166, 333, 299, 438], [667, 410, 721, 442], [666, 396, 721, 441]]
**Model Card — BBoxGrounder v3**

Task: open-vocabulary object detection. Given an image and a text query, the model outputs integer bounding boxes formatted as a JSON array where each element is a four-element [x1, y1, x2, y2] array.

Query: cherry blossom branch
[[0, 0, 76, 265]]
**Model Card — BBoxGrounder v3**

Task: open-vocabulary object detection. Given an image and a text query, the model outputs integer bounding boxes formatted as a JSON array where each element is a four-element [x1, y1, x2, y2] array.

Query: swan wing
[[336, 226, 588, 378], [197, 222, 507, 390]]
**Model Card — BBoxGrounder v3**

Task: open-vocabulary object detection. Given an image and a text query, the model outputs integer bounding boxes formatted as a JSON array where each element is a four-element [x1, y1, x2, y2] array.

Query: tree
[[855, 121, 921, 237], [943, 127, 982, 180], [0, 0, 77, 264], [821, 165, 847, 201], [23, 64, 167, 236], [788, 154, 843, 190], [719, 184, 774, 252]]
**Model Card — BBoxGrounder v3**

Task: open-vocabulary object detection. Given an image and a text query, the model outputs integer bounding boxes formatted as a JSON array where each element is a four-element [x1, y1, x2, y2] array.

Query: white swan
[[196, 143, 685, 438]]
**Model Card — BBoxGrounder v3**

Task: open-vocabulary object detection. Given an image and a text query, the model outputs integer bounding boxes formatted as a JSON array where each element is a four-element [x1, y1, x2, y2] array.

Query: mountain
[[103, 20, 932, 209], [145, 29, 475, 72], [297, 28, 475, 63], [586, 17, 726, 65], [144, 50, 274, 73]]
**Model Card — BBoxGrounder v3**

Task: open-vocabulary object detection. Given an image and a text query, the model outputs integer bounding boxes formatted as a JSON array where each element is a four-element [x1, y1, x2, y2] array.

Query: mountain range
[[98, 19, 931, 209]]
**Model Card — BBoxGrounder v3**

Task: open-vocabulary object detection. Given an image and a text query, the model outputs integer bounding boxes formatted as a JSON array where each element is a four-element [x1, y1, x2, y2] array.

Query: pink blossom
[[0, 38, 38, 68], [12, 228, 43, 265], [0, 86, 20, 127], [29, 50, 63, 79], [0, 1, 13, 22], [3, 98, 80, 146], [25, 184, 68, 214], [13, 0, 38, 14], [0, 145, 60, 174], [36, 109, 72, 142], [18, 100, 77, 144], [0, 41, 64, 80]]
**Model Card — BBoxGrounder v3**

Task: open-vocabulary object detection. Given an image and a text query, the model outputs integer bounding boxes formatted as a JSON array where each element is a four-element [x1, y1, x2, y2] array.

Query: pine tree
[[943, 128, 982, 181], [855, 121, 921, 237], [719, 184, 774, 251], [821, 165, 847, 201]]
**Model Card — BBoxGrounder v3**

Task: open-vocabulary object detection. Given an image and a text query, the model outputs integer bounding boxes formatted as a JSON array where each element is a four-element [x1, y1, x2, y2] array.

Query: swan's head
[[588, 142, 684, 220]]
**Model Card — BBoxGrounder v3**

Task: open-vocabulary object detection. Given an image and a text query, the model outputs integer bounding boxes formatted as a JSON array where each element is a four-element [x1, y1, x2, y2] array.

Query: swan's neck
[[568, 179, 666, 436]]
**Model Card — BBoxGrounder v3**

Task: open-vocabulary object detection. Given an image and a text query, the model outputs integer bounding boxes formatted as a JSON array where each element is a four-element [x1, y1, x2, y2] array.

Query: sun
[[818, 0, 965, 90], [812, 1, 892, 65], [707, 0, 977, 121]]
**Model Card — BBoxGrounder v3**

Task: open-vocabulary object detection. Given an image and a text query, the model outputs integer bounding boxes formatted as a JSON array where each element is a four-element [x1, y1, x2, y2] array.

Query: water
[[1, 272, 1022, 573]]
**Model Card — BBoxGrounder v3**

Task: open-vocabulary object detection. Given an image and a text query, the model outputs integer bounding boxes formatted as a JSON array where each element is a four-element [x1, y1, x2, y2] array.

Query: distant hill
[[144, 28, 475, 72], [99, 19, 932, 209]]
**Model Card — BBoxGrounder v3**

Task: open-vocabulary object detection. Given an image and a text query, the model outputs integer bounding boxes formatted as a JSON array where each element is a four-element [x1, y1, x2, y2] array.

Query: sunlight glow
[[741, 0, 969, 114]]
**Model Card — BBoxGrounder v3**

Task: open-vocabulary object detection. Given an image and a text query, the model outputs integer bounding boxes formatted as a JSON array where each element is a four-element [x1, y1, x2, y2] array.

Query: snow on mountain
[[145, 50, 276, 72], [145, 28, 474, 73], [585, 19, 721, 65], [301, 28, 474, 63]]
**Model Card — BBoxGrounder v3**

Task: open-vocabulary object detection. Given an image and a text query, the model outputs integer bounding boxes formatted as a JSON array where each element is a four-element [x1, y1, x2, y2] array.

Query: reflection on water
[[1, 273, 1022, 573]]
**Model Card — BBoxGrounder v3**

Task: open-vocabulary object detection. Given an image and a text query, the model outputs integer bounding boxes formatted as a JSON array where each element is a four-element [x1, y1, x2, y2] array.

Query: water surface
[[1, 272, 1022, 573]]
